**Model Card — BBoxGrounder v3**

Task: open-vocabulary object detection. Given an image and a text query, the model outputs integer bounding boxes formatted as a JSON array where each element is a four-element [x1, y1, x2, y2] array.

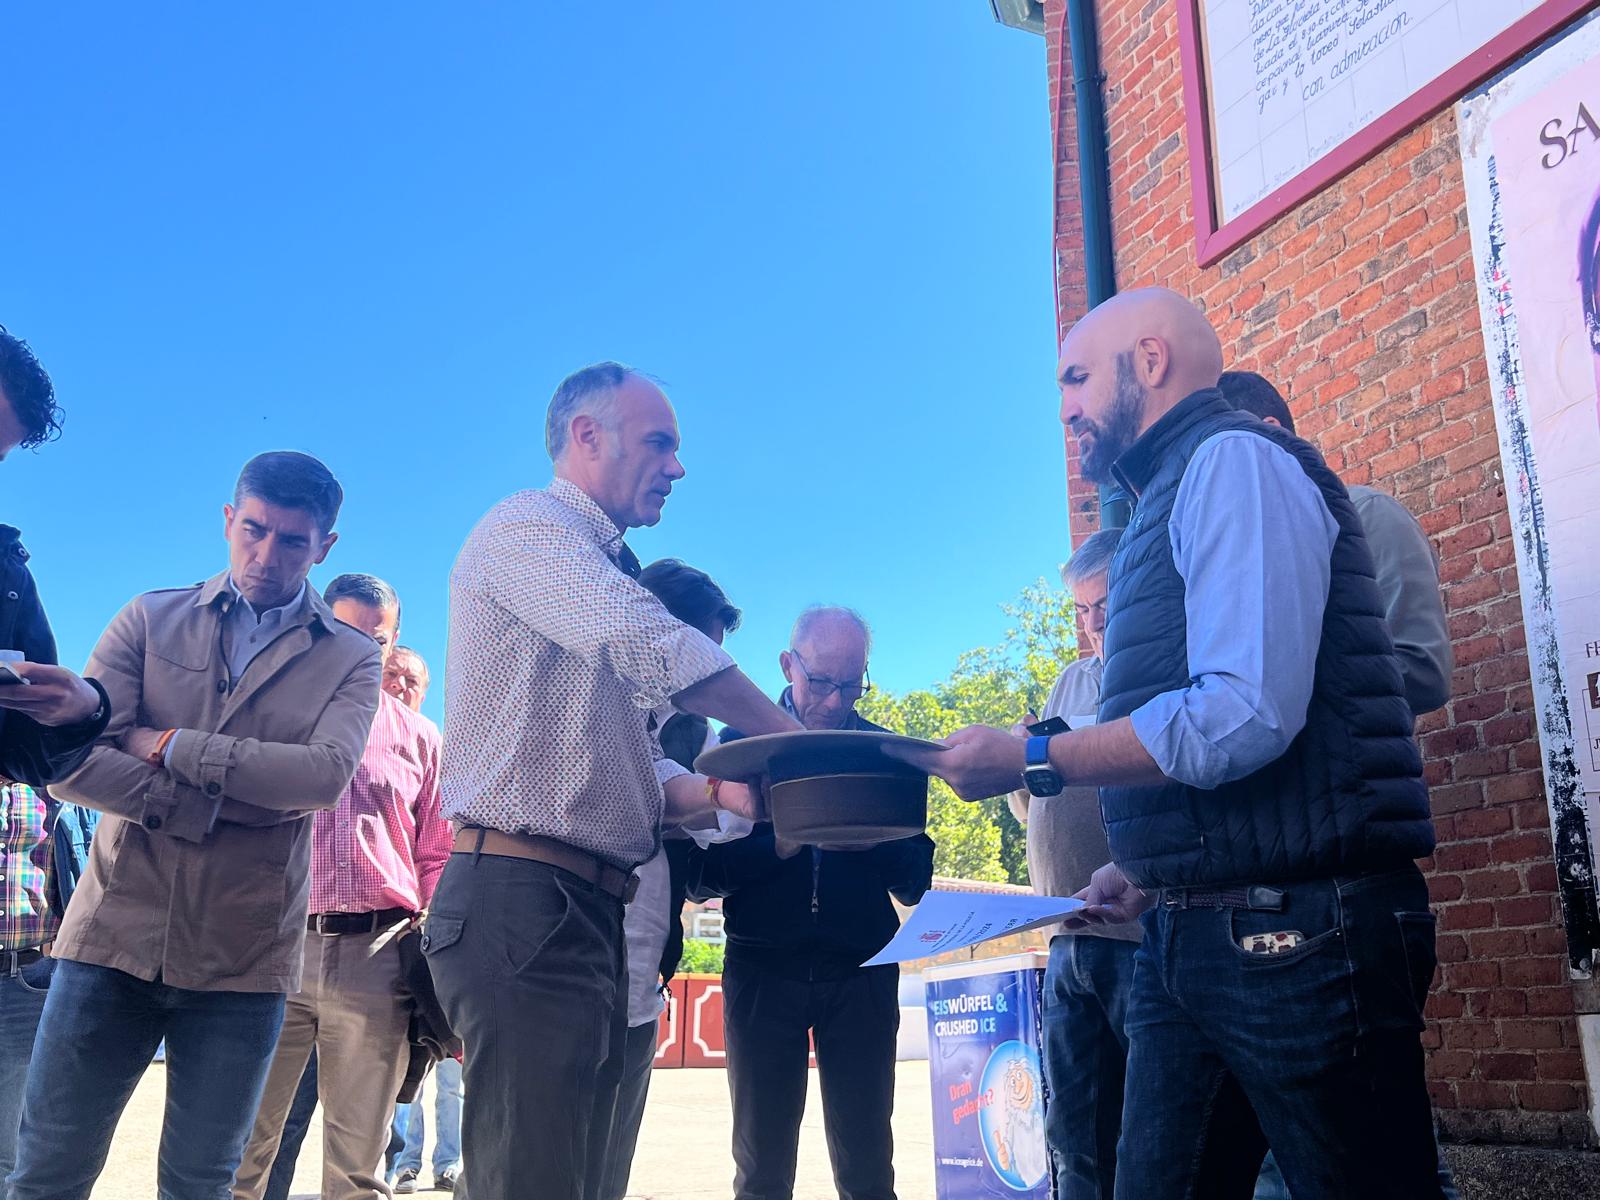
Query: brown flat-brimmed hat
[[696, 729, 944, 848]]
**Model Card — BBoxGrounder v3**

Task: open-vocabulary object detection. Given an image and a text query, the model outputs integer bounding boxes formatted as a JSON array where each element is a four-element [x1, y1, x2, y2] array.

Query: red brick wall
[[1042, 0, 1593, 1147]]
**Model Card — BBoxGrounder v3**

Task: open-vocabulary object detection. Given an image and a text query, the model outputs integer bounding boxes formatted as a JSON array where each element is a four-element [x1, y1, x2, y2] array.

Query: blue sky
[[3, 3, 1066, 726]]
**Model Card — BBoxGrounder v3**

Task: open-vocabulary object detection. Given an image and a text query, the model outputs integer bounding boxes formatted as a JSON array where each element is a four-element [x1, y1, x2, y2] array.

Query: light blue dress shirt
[[220, 578, 308, 685], [1128, 431, 1340, 791]]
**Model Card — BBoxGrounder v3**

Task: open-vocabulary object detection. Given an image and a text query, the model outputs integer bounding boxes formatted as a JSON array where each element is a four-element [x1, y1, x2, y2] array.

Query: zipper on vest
[[811, 847, 821, 916]]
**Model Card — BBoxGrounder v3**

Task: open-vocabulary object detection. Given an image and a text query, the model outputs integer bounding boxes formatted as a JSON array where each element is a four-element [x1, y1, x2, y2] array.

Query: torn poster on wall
[[1459, 11, 1600, 978]]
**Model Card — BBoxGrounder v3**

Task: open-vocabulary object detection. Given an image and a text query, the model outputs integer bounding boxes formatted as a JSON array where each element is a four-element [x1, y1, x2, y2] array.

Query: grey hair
[[323, 573, 401, 623], [790, 605, 873, 657], [545, 361, 638, 461], [1060, 527, 1124, 589]]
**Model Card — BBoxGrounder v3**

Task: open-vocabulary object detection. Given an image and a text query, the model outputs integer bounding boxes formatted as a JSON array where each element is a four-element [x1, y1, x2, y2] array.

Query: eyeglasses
[[788, 649, 872, 702]]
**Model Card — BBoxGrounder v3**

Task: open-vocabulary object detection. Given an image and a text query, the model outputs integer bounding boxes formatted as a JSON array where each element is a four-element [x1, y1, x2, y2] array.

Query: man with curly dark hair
[[0, 324, 110, 776], [0, 326, 66, 455], [0, 323, 112, 1190]]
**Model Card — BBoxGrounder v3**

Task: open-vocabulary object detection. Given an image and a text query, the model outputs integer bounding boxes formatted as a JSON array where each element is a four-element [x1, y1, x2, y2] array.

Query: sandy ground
[[91, 1062, 937, 1199]]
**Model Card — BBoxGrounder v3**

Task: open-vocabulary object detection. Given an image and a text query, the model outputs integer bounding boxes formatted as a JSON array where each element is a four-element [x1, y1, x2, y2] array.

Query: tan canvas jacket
[[51, 571, 382, 992]]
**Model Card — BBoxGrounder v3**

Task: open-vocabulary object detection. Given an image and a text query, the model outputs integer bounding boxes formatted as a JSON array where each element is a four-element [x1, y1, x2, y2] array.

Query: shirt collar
[[548, 477, 627, 557], [193, 570, 307, 617], [226, 576, 308, 624]]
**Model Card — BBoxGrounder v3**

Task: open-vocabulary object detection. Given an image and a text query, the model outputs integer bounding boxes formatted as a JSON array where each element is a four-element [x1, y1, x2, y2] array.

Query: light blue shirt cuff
[[1130, 691, 1236, 791]]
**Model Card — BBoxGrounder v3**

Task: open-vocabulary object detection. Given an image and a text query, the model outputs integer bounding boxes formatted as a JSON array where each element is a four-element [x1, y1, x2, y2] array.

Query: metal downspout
[[1060, 0, 1132, 528]]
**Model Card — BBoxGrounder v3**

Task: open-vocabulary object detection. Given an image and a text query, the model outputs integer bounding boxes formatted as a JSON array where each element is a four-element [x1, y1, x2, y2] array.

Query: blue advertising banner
[[923, 953, 1050, 1200]]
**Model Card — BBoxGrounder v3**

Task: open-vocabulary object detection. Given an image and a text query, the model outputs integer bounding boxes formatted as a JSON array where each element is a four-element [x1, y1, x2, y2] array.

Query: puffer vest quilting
[[1097, 389, 1433, 889]]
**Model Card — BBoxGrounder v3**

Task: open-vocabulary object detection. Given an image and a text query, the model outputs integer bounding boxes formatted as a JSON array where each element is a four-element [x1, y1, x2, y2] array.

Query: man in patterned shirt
[[0, 781, 60, 1185], [235, 574, 451, 1200], [426, 362, 800, 1200]]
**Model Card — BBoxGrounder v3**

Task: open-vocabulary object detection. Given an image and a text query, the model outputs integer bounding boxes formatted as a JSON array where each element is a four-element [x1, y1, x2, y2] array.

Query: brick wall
[[1041, 0, 1593, 1147]]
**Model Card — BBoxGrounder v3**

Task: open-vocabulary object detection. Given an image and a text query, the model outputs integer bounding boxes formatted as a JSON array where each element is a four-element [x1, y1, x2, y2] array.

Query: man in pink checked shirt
[[234, 573, 452, 1200]]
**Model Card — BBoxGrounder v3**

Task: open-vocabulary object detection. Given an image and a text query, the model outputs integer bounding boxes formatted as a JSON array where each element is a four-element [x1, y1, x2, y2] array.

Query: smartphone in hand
[[0, 652, 30, 687]]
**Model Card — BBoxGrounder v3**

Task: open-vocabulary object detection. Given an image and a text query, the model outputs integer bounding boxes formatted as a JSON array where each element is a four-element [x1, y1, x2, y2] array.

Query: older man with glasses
[[689, 606, 934, 1200]]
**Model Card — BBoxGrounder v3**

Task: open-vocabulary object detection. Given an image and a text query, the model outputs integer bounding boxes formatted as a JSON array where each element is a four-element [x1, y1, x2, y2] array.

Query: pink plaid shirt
[[309, 691, 450, 914]]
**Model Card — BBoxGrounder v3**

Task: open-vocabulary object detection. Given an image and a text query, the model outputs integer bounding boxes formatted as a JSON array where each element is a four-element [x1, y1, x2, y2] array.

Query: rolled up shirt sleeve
[[1129, 432, 1340, 790], [481, 515, 734, 710]]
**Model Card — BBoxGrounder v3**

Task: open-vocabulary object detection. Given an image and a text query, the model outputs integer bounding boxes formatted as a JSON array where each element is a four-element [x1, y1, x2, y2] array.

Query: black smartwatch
[[1023, 734, 1064, 797]]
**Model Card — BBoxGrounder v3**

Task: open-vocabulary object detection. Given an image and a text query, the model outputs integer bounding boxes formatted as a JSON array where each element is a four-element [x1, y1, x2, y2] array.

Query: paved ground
[[91, 1063, 937, 1199]]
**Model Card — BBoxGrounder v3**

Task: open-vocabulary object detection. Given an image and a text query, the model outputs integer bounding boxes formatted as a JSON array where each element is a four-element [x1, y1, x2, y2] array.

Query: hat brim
[[695, 730, 944, 847], [694, 729, 944, 782]]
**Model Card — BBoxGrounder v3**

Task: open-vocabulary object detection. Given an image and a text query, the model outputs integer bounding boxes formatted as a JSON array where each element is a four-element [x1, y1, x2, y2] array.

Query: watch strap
[[1026, 735, 1054, 767]]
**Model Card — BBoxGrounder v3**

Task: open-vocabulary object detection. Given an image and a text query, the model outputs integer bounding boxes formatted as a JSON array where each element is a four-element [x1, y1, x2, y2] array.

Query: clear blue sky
[[3, 3, 1067, 726]]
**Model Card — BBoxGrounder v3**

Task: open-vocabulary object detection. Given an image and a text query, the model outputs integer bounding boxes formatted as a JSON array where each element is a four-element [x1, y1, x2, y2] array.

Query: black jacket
[[688, 703, 935, 980], [1097, 390, 1432, 889], [396, 925, 462, 1104], [0, 525, 110, 785]]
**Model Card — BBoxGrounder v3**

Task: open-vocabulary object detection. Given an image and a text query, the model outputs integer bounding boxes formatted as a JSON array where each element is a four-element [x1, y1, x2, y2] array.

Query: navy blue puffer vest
[[1097, 389, 1433, 889]]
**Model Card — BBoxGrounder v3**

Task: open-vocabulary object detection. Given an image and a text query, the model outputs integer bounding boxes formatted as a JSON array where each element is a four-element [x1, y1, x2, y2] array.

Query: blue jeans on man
[[6, 958, 286, 1200], [391, 1056, 464, 1181], [1115, 866, 1447, 1200], [0, 956, 54, 1188], [1041, 934, 1137, 1200]]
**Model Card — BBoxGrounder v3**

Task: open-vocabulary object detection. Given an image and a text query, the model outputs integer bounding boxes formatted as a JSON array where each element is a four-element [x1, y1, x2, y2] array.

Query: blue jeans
[[262, 1051, 319, 1200], [1041, 935, 1137, 1200], [1116, 866, 1446, 1200], [0, 957, 54, 1189], [393, 1056, 463, 1177], [7, 958, 286, 1200], [1254, 1138, 1462, 1198]]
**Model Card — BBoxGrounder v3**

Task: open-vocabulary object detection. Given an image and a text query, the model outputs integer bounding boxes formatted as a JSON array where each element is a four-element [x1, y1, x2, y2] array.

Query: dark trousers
[[424, 852, 626, 1200], [1041, 935, 1137, 1200], [597, 1018, 663, 1200], [1115, 865, 1447, 1200], [8, 958, 285, 1200], [262, 1050, 319, 1200], [723, 960, 899, 1200]]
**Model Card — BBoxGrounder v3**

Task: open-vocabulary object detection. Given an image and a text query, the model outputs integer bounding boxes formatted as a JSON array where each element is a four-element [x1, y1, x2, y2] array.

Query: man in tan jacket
[[7, 451, 382, 1200]]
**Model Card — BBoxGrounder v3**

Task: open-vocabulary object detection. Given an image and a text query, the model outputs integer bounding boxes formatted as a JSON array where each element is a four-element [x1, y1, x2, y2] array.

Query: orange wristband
[[148, 728, 178, 767], [706, 777, 724, 810]]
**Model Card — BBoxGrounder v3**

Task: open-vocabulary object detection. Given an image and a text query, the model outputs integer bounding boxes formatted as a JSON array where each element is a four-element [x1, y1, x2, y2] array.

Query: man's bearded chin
[[1075, 423, 1114, 484], [1076, 372, 1147, 484]]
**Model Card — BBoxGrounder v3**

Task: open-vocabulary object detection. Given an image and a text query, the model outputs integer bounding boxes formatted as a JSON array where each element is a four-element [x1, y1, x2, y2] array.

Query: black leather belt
[[3, 948, 46, 975], [307, 907, 414, 935], [1161, 885, 1285, 911]]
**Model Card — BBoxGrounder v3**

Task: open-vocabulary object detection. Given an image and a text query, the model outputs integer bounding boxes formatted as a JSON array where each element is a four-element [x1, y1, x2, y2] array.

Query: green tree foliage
[[859, 579, 1080, 885], [677, 937, 726, 975]]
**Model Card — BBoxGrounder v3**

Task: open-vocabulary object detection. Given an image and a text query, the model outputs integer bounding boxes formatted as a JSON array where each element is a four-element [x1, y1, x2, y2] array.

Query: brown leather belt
[[1161, 885, 1285, 911], [454, 827, 638, 903]]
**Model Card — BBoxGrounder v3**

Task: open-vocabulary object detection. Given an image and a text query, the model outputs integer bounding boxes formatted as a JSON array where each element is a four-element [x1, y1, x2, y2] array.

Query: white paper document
[[862, 888, 1087, 967]]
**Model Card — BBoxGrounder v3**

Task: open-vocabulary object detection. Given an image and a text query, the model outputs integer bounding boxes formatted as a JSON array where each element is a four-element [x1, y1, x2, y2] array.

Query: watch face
[[1025, 765, 1063, 798]]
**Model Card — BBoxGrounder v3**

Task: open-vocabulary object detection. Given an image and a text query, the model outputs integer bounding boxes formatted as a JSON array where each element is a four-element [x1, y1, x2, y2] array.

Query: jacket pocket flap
[[420, 915, 465, 955], [148, 643, 211, 672]]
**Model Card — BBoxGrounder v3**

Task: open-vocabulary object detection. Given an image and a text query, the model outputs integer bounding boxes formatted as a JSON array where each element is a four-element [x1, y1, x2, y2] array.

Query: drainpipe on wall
[[1060, 0, 1132, 529]]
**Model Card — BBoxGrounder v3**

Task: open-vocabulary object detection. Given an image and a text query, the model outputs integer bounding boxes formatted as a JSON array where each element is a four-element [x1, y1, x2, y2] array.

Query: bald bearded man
[[899, 289, 1442, 1199]]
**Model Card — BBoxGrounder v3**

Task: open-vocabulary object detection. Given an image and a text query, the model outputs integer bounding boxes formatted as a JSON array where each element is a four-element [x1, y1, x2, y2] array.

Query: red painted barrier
[[661, 974, 815, 1068], [653, 976, 686, 1069]]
